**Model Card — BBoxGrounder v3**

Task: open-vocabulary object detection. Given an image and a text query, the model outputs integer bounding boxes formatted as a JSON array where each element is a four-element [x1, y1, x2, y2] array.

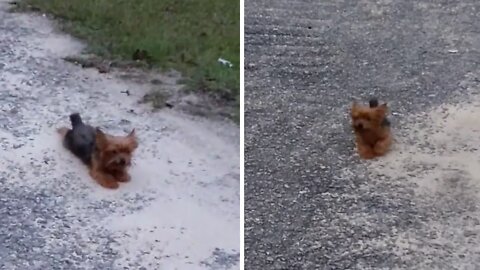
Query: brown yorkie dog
[[58, 113, 138, 189], [350, 99, 392, 159]]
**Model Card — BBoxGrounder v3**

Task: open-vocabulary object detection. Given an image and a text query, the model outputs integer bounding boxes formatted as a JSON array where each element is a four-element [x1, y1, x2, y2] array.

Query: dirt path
[[0, 1, 239, 269]]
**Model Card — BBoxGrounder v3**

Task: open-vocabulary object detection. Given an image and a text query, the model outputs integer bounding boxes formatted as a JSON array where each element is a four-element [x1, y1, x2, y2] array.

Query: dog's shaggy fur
[[58, 113, 138, 189], [350, 99, 392, 159]]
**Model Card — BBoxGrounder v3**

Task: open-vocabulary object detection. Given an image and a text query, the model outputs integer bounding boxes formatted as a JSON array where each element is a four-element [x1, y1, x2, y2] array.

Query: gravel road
[[245, 0, 480, 269], [0, 1, 239, 269]]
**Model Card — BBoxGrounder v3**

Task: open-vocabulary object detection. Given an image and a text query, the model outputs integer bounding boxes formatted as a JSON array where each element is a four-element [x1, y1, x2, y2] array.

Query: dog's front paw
[[356, 142, 376, 159], [116, 172, 131, 182], [90, 169, 120, 189], [101, 179, 120, 189]]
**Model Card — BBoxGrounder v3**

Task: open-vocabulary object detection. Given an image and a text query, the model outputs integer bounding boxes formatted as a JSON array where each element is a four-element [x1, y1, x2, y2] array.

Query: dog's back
[[63, 113, 96, 165]]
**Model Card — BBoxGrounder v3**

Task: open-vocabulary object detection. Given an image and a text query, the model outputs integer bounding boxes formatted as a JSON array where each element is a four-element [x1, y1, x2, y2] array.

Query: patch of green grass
[[20, 0, 239, 102]]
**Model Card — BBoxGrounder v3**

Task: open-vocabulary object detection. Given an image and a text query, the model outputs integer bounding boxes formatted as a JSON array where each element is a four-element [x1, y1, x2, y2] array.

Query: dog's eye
[[110, 150, 118, 155]]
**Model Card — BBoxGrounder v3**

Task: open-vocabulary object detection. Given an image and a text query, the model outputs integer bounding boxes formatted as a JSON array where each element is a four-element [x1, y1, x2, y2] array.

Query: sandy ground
[[245, 0, 480, 269], [367, 78, 480, 268], [0, 1, 239, 269]]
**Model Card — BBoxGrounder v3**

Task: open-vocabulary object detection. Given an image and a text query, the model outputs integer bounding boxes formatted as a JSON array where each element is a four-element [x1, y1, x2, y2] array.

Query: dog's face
[[351, 101, 388, 132], [95, 128, 138, 171]]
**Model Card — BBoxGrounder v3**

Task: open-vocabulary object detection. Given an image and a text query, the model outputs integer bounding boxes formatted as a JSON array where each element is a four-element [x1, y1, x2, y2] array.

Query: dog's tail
[[69, 113, 83, 128], [369, 98, 379, 108]]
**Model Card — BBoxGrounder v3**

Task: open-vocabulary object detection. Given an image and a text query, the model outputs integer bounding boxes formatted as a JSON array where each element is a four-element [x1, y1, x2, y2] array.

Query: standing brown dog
[[350, 99, 392, 159]]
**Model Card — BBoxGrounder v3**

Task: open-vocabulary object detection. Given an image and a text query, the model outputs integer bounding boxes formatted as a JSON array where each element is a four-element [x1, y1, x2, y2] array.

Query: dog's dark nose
[[119, 159, 126, 166]]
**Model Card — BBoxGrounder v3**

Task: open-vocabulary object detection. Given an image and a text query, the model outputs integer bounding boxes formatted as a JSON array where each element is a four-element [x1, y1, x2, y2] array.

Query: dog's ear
[[128, 128, 135, 138], [351, 101, 359, 116], [379, 103, 388, 111], [127, 128, 138, 150], [375, 103, 388, 117], [95, 128, 108, 149]]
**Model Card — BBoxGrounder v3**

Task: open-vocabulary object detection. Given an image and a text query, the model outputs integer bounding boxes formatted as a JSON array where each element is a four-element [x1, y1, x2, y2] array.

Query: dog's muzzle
[[107, 155, 131, 168], [353, 121, 365, 131]]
